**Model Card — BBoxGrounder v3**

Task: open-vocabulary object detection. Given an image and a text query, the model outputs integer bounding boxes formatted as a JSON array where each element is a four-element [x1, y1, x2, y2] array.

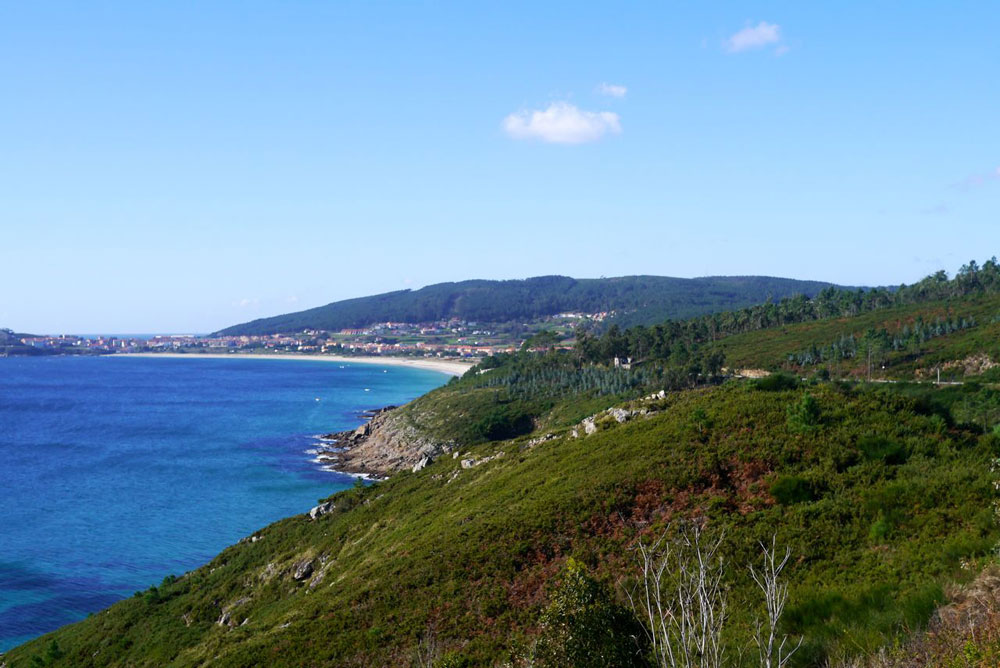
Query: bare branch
[[750, 535, 802, 668]]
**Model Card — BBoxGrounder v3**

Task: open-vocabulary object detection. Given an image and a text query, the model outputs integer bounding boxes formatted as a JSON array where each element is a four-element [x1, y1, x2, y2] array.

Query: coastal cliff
[[317, 406, 455, 477]]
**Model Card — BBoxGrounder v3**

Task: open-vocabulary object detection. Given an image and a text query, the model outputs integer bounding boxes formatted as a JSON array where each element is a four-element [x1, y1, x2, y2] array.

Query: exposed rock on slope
[[318, 406, 453, 477]]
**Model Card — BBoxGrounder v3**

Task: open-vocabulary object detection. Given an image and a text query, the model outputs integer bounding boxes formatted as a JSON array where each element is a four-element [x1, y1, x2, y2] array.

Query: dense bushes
[[469, 402, 535, 442], [771, 475, 817, 505], [857, 436, 908, 465], [752, 373, 800, 392]]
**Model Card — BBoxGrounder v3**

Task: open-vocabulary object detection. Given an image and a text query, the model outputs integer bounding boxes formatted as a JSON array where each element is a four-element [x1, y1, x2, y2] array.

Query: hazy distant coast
[[109, 352, 473, 376]]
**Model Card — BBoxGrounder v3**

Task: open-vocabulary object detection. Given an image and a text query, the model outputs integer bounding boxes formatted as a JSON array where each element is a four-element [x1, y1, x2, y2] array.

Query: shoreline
[[106, 352, 474, 376]]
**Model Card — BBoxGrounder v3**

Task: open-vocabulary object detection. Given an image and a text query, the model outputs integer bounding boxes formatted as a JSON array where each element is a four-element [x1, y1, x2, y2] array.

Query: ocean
[[0, 355, 448, 651]]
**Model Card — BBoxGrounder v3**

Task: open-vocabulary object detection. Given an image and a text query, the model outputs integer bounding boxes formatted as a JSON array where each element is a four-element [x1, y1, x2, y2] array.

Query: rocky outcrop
[[292, 560, 314, 581], [460, 451, 504, 469], [314, 406, 452, 477], [308, 501, 336, 520], [725, 368, 771, 379], [217, 597, 251, 627], [917, 354, 999, 379], [571, 399, 661, 438]]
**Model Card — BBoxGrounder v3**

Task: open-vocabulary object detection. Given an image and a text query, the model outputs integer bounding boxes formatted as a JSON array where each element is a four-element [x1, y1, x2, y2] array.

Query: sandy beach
[[109, 352, 474, 376]]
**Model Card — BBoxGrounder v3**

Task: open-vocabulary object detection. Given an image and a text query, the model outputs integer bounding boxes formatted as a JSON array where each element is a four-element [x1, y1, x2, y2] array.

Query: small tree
[[786, 393, 820, 432], [535, 559, 646, 668]]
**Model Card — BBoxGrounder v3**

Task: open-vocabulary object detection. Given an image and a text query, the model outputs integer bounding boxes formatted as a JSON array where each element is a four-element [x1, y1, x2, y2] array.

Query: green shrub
[[29, 640, 63, 667], [534, 559, 646, 668], [858, 436, 908, 465], [470, 404, 535, 442], [435, 652, 473, 668], [869, 513, 892, 542], [787, 393, 821, 431], [899, 583, 945, 629], [752, 373, 801, 392], [770, 474, 817, 505], [142, 586, 160, 604]]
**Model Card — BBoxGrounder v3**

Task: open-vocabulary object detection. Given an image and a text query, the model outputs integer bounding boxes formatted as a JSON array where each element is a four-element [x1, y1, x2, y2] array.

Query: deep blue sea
[[0, 355, 448, 651]]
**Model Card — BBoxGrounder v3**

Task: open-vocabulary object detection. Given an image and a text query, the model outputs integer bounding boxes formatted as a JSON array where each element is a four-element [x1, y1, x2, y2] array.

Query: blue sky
[[2, 2, 998, 333]]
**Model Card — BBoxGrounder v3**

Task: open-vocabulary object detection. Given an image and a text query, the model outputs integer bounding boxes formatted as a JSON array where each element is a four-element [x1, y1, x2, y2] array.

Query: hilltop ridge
[[214, 274, 847, 336]]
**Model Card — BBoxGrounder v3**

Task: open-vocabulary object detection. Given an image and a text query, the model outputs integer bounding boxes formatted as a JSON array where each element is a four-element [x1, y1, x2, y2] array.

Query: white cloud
[[234, 298, 259, 308], [597, 82, 627, 98], [726, 21, 781, 53], [502, 102, 622, 144]]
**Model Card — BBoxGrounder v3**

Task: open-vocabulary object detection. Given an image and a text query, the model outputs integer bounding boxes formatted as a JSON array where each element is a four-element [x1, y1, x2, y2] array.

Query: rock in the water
[[293, 559, 314, 581]]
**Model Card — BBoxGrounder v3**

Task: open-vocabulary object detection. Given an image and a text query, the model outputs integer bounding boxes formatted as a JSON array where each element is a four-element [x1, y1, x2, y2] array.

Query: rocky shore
[[310, 405, 453, 478]]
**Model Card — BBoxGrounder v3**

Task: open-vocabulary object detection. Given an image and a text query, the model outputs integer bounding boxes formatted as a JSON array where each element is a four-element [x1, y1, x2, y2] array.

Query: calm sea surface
[[0, 355, 447, 651]]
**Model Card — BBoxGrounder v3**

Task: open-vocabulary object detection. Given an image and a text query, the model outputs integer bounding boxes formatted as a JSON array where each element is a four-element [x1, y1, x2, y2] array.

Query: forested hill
[[215, 275, 845, 335]]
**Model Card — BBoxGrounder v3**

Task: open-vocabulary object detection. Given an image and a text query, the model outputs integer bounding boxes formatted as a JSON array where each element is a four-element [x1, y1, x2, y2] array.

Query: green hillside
[[8, 260, 1000, 667], [713, 293, 1000, 380], [5, 380, 996, 668], [214, 275, 844, 336]]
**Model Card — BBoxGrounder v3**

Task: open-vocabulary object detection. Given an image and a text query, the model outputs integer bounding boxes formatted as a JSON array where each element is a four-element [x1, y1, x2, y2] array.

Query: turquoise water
[[0, 355, 448, 651]]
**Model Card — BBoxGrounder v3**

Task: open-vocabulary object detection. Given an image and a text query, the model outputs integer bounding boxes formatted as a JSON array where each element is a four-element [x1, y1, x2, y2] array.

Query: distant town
[[0, 312, 611, 359]]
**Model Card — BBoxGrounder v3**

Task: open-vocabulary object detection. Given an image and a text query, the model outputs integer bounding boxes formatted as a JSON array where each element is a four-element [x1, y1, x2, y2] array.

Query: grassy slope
[[713, 293, 1000, 379], [6, 382, 996, 667]]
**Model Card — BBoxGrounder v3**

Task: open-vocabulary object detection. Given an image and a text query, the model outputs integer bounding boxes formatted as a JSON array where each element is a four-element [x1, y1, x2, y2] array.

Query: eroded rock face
[[324, 407, 453, 477], [308, 502, 335, 520], [572, 398, 662, 438], [292, 560, 313, 581], [217, 597, 251, 627], [460, 452, 504, 469]]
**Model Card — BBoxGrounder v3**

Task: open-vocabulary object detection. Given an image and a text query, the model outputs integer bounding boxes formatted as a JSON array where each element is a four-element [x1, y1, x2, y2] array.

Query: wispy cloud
[[920, 203, 952, 216], [502, 102, 622, 144], [233, 298, 259, 308], [952, 166, 1000, 190], [596, 82, 627, 98], [726, 21, 782, 53]]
